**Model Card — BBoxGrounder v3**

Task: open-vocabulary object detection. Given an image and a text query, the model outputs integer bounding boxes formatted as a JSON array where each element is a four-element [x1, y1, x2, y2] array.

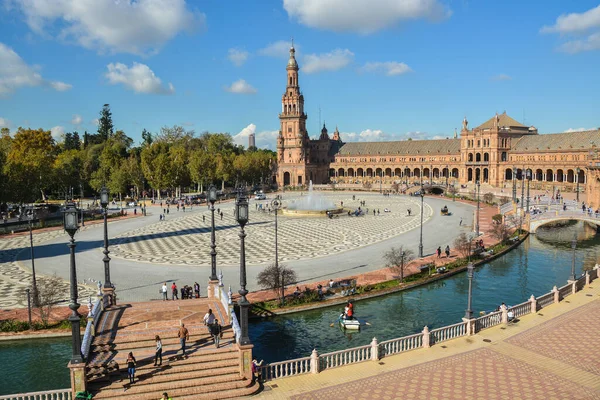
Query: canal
[[1, 220, 598, 395]]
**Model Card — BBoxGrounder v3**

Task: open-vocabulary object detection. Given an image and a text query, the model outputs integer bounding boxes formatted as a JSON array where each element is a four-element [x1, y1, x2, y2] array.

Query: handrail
[[219, 285, 230, 323], [508, 300, 531, 318], [260, 356, 311, 381], [0, 389, 72, 400], [536, 292, 554, 309], [379, 332, 423, 357], [430, 321, 467, 345], [475, 310, 502, 331], [320, 344, 371, 371], [231, 309, 241, 344], [558, 283, 572, 299], [81, 297, 102, 360]]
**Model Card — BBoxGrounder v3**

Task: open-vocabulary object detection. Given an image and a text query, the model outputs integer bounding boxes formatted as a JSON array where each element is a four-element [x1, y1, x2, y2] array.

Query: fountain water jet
[[283, 181, 343, 216]]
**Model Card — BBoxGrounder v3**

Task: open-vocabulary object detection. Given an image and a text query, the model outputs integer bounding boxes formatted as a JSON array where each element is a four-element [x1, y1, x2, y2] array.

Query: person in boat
[[344, 301, 354, 320]]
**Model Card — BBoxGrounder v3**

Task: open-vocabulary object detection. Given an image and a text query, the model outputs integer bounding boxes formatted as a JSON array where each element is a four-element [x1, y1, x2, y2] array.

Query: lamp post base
[[236, 343, 254, 380], [207, 279, 219, 299], [68, 360, 87, 397]]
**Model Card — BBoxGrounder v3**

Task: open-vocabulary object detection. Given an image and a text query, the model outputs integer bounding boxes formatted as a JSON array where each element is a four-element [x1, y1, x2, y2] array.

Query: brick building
[[275, 45, 600, 205]]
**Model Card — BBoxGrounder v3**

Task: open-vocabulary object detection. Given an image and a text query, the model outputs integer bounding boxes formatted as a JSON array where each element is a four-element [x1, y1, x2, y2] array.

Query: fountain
[[283, 181, 343, 216]]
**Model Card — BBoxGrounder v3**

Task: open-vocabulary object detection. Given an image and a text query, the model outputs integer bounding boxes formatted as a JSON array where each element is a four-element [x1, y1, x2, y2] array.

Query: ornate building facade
[[275, 45, 600, 205]]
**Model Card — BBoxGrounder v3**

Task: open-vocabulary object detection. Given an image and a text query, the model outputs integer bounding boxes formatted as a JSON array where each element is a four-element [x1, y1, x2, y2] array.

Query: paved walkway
[[259, 283, 600, 399]]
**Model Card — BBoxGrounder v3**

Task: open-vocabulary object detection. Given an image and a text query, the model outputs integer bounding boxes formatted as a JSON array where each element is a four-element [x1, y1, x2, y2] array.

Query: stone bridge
[[529, 211, 600, 233]]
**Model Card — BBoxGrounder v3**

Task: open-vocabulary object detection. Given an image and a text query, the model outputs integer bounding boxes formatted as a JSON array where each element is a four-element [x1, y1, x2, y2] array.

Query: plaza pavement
[[2, 192, 476, 306], [258, 281, 600, 399]]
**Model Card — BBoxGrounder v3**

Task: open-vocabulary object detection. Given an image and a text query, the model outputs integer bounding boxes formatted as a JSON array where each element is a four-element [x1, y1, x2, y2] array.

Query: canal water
[[249, 221, 600, 363], [1, 220, 598, 395]]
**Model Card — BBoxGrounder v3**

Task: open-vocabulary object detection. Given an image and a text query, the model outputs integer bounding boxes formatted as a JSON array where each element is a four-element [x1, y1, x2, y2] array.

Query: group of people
[[161, 282, 201, 300], [436, 245, 451, 258], [342, 300, 354, 320]]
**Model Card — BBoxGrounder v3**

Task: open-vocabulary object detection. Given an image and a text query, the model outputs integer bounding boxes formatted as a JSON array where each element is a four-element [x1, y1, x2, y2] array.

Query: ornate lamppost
[[464, 263, 474, 319], [576, 168, 580, 203], [570, 233, 577, 282], [80, 183, 85, 226], [235, 189, 251, 345], [100, 187, 112, 290], [512, 167, 517, 202], [208, 185, 218, 282], [28, 209, 39, 306], [271, 199, 282, 268], [475, 180, 480, 236], [445, 165, 449, 188], [419, 183, 425, 258], [64, 201, 83, 364], [526, 169, 531, 213]]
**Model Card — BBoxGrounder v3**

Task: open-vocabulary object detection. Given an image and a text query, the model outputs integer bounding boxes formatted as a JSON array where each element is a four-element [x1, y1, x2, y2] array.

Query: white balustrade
[[231, 310, 241, 344], [558, 283, 572, 299], [320, 345, 371, 370], [475, 310, 502, 331], [380, 332, 423, 356], [260, 357, 311, 381], [0, 389, 72, 400], [430, 321, 467, 344], [508, 301, 531, 318], [219, 286, 231, 322], [536, 292, 554, 308]]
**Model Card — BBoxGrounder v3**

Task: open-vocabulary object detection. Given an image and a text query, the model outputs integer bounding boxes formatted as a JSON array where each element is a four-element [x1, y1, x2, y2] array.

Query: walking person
[[459, 217, 463, 226], [161, 282, 168, 301], [171, 282, 178, 300], [437, 246, 442, 258], [126, 352, 137, 384], [251, 359, 264, 383], [203, 215, 206, 223], [178, 323, 189, 358], [211, 319, 223, 348], [203, 308, 216, 327], [194, 282, 200, 298], [445, 245, 450, 258], [154, 335, 162, 366], [160, 393, 172, 400]]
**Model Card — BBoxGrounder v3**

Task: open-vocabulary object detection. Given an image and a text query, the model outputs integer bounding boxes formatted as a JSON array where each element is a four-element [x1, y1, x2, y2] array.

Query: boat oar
[[365, 321, 372, 326], [330, 323, 335, 327]]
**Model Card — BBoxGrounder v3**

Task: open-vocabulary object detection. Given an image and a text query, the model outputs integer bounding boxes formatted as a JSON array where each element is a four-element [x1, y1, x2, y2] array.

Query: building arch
[[375, 167, 383, 177], [484, 153, 489, 162], [468, 168, 473, 182], [476, 153, 481, 162], [433, 168, 440, 179], [366, 168, 373, 177], [356, 167, 364, 177], [452, 168, 459, 178], [483, 168, 489, 182], [423, 168, 430, 180], [556, 169, 564, 182], [284, 171, 291, 186], [535, 169, 543, 181], [505, 168, 513, 180], [578, 169, 586, 184], [501, 151, 507, 162], [567, 169, 575, 183], [348, 168, 355, 177], [546, 169, 554, 182], [394, 167, 401, 177], [475, 168, 481, 182], [468, 153, 474, 162], [414, 167, 421, 178], [385, 168, 392, 177], [338, 168, 345, 177]]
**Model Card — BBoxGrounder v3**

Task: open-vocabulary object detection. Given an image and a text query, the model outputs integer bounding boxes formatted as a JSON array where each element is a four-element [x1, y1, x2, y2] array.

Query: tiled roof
[[476, 112, 527, 130], [336, 138, 461, 156], [512, 130, 600, 152]]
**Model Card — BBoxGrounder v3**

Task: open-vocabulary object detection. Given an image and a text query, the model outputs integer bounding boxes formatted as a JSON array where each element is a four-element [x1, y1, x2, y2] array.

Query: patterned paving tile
[[507, 300, 600, 375], [291, 348, 600, 400]]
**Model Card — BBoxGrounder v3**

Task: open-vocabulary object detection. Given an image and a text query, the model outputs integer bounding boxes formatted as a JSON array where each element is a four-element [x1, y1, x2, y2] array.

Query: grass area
[[0, 317, 87, 333]]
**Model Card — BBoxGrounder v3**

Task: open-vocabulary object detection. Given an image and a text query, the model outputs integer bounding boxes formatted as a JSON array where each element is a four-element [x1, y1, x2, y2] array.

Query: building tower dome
[[287, 44, 298, 70]]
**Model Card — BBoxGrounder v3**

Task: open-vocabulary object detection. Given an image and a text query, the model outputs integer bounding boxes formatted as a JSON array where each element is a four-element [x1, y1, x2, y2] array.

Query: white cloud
[[91, 118, 99, 126], [557, 32, 600, 54], [361, 61, 412, 76], [303, 49, 354, 74], [0, 42, 71, 96], [564, 127, 595, 132], [71, 114, 82, 125], [227, 48, 249, 66], [224, 79, 257, 94], [105, 62, 175, 95], [0, 117, 10, 128], [50, 125, 65, 141], [181, 121, 194, 127], [492, 73, 512, 81], [541, 5, 600, 34], [8, 0, 205, 56], [258, 40, 296, 58], [233, 123, 278, 149], [283, 0, 451, 34], [341, 129, 387, 142]]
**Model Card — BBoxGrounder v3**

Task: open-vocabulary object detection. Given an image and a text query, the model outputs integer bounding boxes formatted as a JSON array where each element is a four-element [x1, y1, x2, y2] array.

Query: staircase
[[86, 299, 259, 399]]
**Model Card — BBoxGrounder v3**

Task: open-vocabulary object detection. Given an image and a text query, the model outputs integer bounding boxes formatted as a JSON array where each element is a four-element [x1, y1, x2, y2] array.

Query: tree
[[391, 182, 399, 193], [257, 263, 297, 305], [448, 185, 458, 198], [383, 246, 415, 283], [189, 148, 215, 191], [156, 125, 194, 144], [453, 233, 473, 259], [34, 274, 64, 327], [483, 192, 494, 204], [141, 129, 153, 146], [97, 104, 114, 142], [490, 216, 511, 243], [141, 141, 174, 198], [53, 149, 83, 198]]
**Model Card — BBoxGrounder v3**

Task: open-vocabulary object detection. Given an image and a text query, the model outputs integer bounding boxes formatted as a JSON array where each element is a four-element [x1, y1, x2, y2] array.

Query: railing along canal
[[0, 389, 72, 400], [258, 264, 600, 382]]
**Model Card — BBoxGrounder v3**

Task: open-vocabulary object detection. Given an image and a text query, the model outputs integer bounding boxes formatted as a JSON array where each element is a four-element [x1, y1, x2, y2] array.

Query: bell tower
[[277, 43, 309, 187]]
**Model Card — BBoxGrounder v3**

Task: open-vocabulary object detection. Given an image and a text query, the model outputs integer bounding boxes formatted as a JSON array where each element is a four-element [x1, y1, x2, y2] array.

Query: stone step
[[89, 366, 241, 392], [91, 374, 251, 399], [92, 331, 235, 351], [175, 382, 260, 400], [87, 356, 239, 383]]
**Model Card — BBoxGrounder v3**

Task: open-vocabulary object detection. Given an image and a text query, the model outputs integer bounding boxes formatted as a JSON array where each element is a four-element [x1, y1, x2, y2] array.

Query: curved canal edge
[[0, 331, 72, 341], [251, 232, 529, 318]]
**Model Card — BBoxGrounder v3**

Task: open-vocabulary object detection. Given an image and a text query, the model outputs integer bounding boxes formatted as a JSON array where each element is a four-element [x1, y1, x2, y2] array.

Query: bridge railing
[[254, 265, 600, 383], [81, 296, 103, 360], [0, 389, 72, 400]]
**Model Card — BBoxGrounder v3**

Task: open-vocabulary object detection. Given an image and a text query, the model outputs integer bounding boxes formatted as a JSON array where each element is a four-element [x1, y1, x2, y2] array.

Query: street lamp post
[[235, 189, 251, 345], [208, 185, 218, 282], [520, 167, 525, 213], [419, 183, 425, 258], [445, 165, 449, 188], [63, 201, 83, 364], [464, 263, 474, 319], [28, 209, 39, 306], [271, 199, 281, 268], [526, 169, 531, 213], [100, 187, 112, 290], [576, 168, 580, 203], [512, 167, 517, 202], [379, 171, 382, 194], [80, 184, 85, 226], [570, 234, 577, 282], [475, 180, 480, 236]]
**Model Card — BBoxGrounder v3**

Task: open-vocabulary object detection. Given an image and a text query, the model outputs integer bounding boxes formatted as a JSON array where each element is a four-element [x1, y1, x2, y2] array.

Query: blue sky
[[1, 0, 599, 149]]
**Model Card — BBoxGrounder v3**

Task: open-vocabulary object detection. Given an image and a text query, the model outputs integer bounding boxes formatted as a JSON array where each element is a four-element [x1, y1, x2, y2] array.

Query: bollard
[[552, 286, 560, 303], [370, 337, 379, 361], [422, 326, 430, 348], [310, 349, 320, 374], [501, 304, 508, 324], [530, 294, 537, 314], [586, 271, 591, 286]]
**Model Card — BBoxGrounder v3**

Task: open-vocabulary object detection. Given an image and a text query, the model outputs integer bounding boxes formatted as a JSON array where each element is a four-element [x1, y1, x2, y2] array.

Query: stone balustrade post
[[572, 281, 577, 295], [422, 326, 430, 348], [586, 270, 591, 286], [370, 337, 379, 361], [552, 286, 560, 303], [530, 294, 537, 314], [501, 304, 508, 324], [462, 317, 475, 335], [310, 349, 320, 374]]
